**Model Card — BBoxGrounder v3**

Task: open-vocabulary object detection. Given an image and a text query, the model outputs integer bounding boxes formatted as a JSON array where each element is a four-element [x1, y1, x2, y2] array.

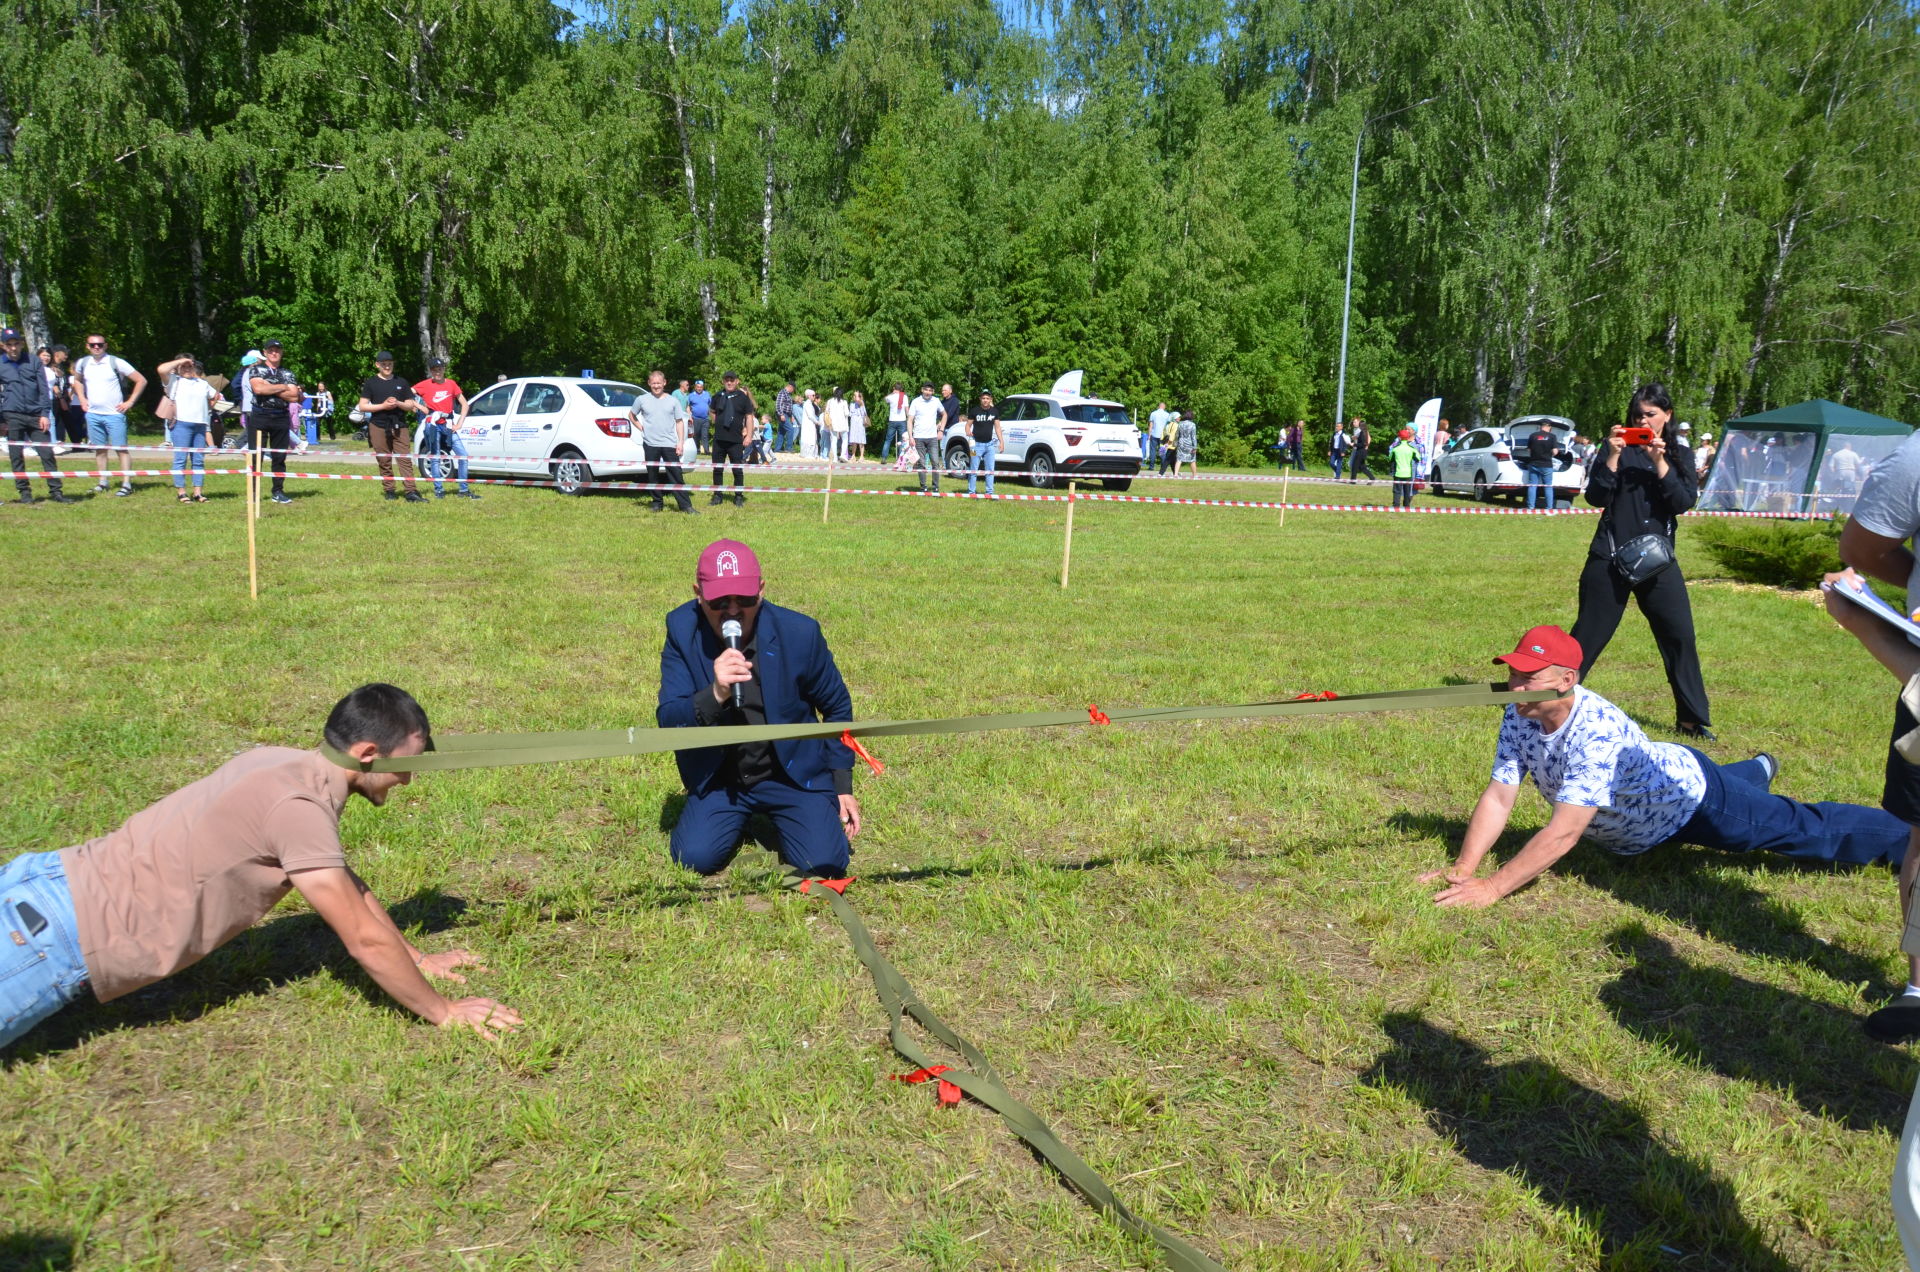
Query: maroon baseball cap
[[1495, 625, 1582, 673], [696, 539, 762, 600]]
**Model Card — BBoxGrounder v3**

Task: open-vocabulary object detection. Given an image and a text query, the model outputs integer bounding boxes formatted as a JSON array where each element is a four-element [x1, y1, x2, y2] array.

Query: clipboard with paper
[[1823, 570, 1920, 646]]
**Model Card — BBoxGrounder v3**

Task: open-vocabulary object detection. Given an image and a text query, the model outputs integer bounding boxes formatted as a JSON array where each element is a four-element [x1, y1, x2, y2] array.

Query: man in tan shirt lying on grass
[[0, 683, 520, 1049]]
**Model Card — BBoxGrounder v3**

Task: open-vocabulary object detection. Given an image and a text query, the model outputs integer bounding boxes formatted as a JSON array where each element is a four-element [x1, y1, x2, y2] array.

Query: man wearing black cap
[[0, 328, 69, 504], [247, 339, 302, 505], [357, 351, 423, 502], [708, 372, 758, 507]]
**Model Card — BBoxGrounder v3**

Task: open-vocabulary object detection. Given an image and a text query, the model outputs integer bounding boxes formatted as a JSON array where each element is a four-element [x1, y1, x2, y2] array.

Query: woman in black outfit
[[1569, 383, 1713, 738]]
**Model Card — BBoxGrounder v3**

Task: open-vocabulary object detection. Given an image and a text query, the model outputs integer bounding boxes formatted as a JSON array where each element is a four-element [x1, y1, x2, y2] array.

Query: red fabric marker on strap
[[1087, 704, 1111, 725], [841, 730, 885, 776], [891, 1064, 963, 1106], [1291, 690, 1339, 701], [797, 877, 854, 896]]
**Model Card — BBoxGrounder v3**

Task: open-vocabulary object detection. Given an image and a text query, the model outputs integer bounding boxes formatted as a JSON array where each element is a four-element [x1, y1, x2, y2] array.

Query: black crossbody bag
[[1604, 512, 1676, 585]]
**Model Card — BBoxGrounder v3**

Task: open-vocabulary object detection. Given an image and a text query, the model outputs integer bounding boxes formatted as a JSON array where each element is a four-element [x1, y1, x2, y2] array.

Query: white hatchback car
[[941, 371, 1142, 490], [413, 376, 653, 494], [1430, 415, 1586, 505]]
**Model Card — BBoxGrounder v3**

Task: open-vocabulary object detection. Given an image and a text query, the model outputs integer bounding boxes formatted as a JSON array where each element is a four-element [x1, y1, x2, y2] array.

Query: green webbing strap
[[789, 872, 1231, 1272], [321, 682, 1550, 772]]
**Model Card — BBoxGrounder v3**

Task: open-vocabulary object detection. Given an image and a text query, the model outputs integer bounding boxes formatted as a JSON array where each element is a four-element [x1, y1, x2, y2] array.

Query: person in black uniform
[[1569, 382, 1712, 738], [247, 340, 302, 506], [708, 372, 758, 507]]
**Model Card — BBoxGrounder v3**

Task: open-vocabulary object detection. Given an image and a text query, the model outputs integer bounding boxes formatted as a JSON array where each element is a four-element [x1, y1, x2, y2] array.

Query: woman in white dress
[[800, 389, 821, 459], [824, 389, 849, 463], [847, 391, 869, 461]]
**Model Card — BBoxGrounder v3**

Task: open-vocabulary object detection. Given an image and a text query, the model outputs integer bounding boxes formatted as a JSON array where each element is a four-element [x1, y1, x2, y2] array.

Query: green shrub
[[1207, 434, 1258, 469], [1687, 516, 1843, 588]]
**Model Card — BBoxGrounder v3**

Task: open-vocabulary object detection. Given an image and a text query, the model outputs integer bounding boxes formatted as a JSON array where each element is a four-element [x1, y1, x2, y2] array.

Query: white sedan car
[[1430, 415, 1586, 505], [941, 371, 1142, 490], [413, 376, 655, 494]]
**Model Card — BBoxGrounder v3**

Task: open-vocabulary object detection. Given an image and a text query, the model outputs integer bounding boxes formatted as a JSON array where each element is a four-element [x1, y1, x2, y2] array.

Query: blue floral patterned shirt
[[1490, 686, 1706, 853]]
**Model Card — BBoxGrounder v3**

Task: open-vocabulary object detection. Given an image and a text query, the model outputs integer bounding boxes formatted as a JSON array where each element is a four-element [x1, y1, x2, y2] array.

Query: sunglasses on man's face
[[86, 342, 105, 348], [702, 594, 761, 611]]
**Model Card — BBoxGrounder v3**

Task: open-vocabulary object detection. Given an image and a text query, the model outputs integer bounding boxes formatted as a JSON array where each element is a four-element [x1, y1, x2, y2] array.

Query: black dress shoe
[[402, 490, 426, 503], [1675, 722, 1718, 742], [384, 489, 400, 500], [15, 493, 35, 505], [46, 492, 74, 504], [1866, 997, 1920, 1043], [732, 492, 745, 507], [709, 492, 725, 505]]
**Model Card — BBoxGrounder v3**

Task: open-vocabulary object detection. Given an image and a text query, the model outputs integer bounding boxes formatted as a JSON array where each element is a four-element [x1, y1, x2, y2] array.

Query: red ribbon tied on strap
[[1291, 690, 1340, 701], [840, 730, 886, 776], [891, 1064, 963, 1106], [797, 877, 854, 896], [1087, 704, 1111, 725]]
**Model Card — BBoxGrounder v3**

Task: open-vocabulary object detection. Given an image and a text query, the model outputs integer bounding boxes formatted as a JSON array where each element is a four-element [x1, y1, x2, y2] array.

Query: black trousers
[[1569, 554, 1711, 728], [1350, 453, 1374, 480], [644, 444, 693, 510], [4, 411, 62, 494], [711, 440, 745, 487], [244, 419, 291, 493]]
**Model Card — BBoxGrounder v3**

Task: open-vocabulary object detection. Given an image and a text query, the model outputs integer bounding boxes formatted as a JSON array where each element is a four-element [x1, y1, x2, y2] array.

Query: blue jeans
[[1331, 454, 1345, 479], [968, 440, 999, 494], [170, 422, 208, 488], [422, 423, 469, 492], [0, 850, 90, 1051], [777, 419, 797, 452], [882, 422, 905, 460], [670, 777, 850, 878], [1677, 749, 1910, 867], [1524, 463, 1553, 508]]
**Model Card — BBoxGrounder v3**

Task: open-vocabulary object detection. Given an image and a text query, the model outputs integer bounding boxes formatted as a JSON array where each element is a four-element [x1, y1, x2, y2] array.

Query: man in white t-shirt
[[1420, 624, 1908, 910], [1148, 402, 1172, 467], [883, 383, 910, 461], [72, 334, 147, 497], [906, 383, 945, 493]]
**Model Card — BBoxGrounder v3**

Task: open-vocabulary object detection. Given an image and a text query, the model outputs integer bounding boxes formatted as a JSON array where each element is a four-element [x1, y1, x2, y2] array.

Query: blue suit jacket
[[656, 600, 854, 795]]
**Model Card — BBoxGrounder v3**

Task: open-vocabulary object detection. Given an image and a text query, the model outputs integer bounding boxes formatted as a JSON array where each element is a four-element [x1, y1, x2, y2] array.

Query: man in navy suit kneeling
[[657, 539, 862, 877]]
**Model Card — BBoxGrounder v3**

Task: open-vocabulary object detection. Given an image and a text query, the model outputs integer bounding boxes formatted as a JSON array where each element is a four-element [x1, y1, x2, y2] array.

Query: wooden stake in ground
[[1060, 480, 1077, 589], [246, 437, 259, 601], [1280, 467, 1290, 529], [254, 435, 265, 519], [822, 451, 834, 524]]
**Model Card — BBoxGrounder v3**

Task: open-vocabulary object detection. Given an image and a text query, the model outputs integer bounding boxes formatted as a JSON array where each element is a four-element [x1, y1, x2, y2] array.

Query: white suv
[[415, 376, 652, 494], [1431, 415, 1586, 505], [941, 372, 1142, 491]]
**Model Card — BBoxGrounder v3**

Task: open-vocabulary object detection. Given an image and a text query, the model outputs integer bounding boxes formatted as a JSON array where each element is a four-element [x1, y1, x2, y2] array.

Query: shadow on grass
[[3, 889, 467, 1067], [1362, 1012, 1795, 1271], [0, 1232, 74, 1271], [1563, 845, 1898, 998], [1599, 924, 1914, 1134], [1387, 810, 1898, 997]]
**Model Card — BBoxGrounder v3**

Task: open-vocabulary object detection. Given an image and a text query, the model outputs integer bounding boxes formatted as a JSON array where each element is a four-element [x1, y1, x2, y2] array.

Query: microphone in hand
[[722, 619, 745, 710]]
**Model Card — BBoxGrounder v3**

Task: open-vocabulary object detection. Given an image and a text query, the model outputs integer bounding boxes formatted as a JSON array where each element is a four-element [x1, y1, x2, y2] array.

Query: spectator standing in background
[[1389, 428, 1420, 508], [823, 388, 849, 463], [848, 391, 869, 461], [357, 350, 423, 503], [687, 378, 712, 455], [883, 383, 909, 461], [1695, 432, 1715, 481], [1349, 418, 1374, 482], [1148, 402, 1172, 468], [772, 382, 796, 454], [157, 355, 223, 503], [49, 345, 85, 447], [1, 327, 68, 503], [1522, 421, 1562, 511], [966, 390, 1003, 496], [939, 383, 962, 443], [630, 370, 696, 515], [1287, 420, 1305, 469], [907, 382, 944, 493], [1433, 418, 1451, 456], [73, 334, 147, 498], [707, 371, 758, 506], [1170, 410, 1198, 477], [799, 389, 821, 460], [674, 379, 692, 419], [414, 358, 478, 499], [247, 339, 301, 506], [313, 382, 336, 440], [1330, 422, 1351, 480]]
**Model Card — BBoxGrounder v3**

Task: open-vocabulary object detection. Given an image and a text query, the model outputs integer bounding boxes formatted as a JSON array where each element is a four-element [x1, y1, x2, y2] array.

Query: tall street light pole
[[1334, 95, 1442, 433]]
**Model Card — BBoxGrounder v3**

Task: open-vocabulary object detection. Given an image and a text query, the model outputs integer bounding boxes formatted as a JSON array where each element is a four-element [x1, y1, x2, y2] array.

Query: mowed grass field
[[0, 444, 1911, 1272]]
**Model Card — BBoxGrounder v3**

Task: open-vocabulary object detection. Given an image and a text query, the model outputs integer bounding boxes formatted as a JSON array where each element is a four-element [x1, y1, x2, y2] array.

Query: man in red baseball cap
[[1419, 624, 1908, 909], [654, 540, 861, 877]]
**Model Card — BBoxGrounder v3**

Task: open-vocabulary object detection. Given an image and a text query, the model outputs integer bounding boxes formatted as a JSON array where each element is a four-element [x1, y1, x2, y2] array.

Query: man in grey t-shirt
[[629, 370, 696, 514], [1839, 429, 1920, 1039]]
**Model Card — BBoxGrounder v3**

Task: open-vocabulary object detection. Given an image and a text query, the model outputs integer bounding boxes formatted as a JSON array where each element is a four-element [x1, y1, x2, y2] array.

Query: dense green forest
[[3, 0, 1916, 448]]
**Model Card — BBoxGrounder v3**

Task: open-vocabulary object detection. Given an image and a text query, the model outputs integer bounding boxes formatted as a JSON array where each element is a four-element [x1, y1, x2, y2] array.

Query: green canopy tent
[[1698, 399, 1913, 515]]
